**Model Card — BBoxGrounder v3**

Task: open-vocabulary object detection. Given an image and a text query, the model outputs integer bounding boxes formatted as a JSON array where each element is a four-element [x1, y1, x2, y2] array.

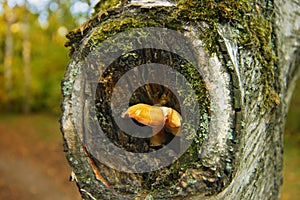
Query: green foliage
[[0, 1, 80, 115]]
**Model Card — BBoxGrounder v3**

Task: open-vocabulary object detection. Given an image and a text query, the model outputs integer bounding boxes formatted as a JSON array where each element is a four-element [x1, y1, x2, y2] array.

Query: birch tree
[[3, 2, 15, 111], [61, 0, 300, 199], [22, 1, 31, 114]]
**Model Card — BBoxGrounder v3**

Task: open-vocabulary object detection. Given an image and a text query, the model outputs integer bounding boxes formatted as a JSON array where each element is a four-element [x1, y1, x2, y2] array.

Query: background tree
[[3, 1, 15, 111], [22, 0, 30, 114]]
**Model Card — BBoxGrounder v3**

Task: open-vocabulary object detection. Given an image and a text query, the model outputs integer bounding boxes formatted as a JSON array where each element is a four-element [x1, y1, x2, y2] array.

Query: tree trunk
[[3, 2, 15, 111], [60, 0, 300, 199], [22, 1, 31, 114]]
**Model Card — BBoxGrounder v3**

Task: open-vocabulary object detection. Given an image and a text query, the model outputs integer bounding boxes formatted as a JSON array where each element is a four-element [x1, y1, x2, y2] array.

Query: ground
[[0, 113, 299, 199], [0, 114, 80, 200]]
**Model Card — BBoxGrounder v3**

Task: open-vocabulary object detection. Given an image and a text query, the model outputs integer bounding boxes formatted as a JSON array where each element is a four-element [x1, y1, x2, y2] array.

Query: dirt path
[[0, 114, 81, 200], [0, 154, 72, 200]]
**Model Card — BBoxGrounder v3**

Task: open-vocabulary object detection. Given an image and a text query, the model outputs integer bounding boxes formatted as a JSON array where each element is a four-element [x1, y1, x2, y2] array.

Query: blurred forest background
[[0, 0, 96, 114], [0, 0, 299, 199]]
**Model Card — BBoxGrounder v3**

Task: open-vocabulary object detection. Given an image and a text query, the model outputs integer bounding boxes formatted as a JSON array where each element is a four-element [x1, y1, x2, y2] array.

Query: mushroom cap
[[121, 103, 166, 126], [122, 103, 182, 145], [162, 107, 181, 128]]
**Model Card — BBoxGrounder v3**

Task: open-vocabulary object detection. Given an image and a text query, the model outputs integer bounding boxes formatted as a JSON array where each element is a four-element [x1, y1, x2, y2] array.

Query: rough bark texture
[[61, 0, 300, 199]]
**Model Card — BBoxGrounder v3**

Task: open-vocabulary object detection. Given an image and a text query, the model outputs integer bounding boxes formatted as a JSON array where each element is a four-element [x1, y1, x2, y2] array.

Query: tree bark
[[22, 1, 31, 114], [3, 2, 15, 111], [61, 0, 300, 199]]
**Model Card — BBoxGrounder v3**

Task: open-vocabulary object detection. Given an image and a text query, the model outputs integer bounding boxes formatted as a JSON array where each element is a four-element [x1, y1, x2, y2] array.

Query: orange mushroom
[[121, 103, 182, 146], [161, 106, 182, 136], [121, 103, 166, 126]]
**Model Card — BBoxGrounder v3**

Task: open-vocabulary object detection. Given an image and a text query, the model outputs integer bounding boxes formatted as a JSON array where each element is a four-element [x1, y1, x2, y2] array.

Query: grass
[[0, 113, 60, 140]]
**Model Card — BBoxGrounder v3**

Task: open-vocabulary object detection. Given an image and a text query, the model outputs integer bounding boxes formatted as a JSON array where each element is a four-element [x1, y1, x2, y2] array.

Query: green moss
[[88, 17, 160, 49], [93, 0, 122, 14], [144, 194, 154, 200], [174, 0, 278, 108], [86, 7, 179, 50]]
